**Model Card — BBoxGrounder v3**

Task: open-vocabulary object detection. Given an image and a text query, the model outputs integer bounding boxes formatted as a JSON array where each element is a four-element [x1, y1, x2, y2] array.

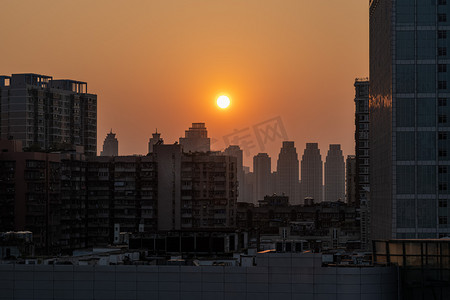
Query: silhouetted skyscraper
[[148, 129, 163, 153], [253, 153, 272, 205], [0, 73, 97, 156], [324, 144, 345, 202], [370, 1, 450, 239], [277, 141, 300, 204], [301, 143, 323, 203], [100, 129, 118, 156], [179, 123, 210, 153], [354, 78, 371, 250]]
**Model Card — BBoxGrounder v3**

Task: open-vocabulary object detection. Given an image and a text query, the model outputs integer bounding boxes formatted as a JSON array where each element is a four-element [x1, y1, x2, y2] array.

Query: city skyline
[[0, 0, 368, 168]]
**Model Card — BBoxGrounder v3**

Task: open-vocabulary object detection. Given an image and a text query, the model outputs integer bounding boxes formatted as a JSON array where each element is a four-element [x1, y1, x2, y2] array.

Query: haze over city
[[0, 0, 368, 168]]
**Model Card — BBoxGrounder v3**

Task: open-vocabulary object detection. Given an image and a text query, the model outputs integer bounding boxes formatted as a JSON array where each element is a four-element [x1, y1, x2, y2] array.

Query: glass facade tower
[[370, 0, 450, 239]]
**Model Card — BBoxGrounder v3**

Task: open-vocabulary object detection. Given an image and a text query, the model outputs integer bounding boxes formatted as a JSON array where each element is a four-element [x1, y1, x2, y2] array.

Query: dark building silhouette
[[276, 141, 300, 205], [148, 129, 163, 154], [0, 140, 87, 254], [100, 129, 118, 156], [0, 73, 97, 157], [253, 153, 272, 205], [179, 123, 210, 152], [324, 144, 345, 202], [301, 143, 323, 203]]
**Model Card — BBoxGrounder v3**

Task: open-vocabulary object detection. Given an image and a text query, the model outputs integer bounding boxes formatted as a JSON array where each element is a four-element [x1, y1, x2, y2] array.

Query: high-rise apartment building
[[324, 144, 345, 202], [179, 123, 210, 153], [148, 129, 163, 154], [100, 129, 118, 156], [301, 143, 323, 203], [0, 73, 97, 157], [354, 79, 370, 207], [276, 141, 300, 204], [370, 0, 450, 239], [253, 153, 272, 205], [180, 152, 237, 229]]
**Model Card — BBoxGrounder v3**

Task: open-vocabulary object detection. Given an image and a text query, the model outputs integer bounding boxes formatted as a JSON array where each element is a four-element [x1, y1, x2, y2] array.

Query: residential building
[[301, 143, 323, 203], [0, 73, 97, 157], [100, 129, 118, 156], [179, 151, 238, 229], [179, 122, 210, 153], [0, 140, 87, 254], [324, 144, 345, 202], [370, 0, 450, 238], [276, 141, 300, 204]]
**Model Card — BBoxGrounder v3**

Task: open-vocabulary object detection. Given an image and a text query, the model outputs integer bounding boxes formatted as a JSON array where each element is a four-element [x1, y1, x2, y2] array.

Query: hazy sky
[[1, 0, 368, 170]]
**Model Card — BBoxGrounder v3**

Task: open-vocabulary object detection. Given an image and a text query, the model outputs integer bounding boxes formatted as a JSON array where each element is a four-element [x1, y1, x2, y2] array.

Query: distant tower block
[[100, 129, 118, 156], [301, 143, 323, 203], [324, 144, 345, 202], [253, 153, 272, 205], [148, 129, 164, 153], [179, 123, 210, 153], [276, 141, 300, 205]]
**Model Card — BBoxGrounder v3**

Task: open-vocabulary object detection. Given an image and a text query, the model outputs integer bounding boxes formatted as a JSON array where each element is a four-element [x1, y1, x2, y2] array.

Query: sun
[[217, 95, 230, 109]]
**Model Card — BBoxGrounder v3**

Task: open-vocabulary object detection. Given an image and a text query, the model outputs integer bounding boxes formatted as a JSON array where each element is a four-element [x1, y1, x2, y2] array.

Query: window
[[439, 0, 447, 5], [439, 64, 447, 72], [439, 47, 447, 56], [439, 216, 448, 225], [439, 114, 448, 123], [439, 81, 448, 89], [439, 14, 447, 22], [439, 30, 447, 39], [440, 183, 448, 191], [439, 166, 448, 173], [439, 199, 448, 207], [439, 132, 448, 140], [439, 149, 448, 157], [439, 98, 448, 106]]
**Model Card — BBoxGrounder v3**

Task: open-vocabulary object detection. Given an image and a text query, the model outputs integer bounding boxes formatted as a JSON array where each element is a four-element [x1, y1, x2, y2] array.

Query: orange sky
[[0, 0, 368, 170]]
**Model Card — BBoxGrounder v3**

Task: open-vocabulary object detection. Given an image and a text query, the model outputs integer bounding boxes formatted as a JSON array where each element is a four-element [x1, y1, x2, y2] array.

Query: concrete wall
[[0, 254, 398, 300]]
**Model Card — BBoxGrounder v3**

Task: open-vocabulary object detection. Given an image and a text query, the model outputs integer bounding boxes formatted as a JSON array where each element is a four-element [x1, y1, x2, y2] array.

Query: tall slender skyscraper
[[179, 123, 210, 153], [100, 129, 118, 156], [355, 78, 371, 250], [324, 144, 345, 202], [301, 143, 323, 203], [148, 129, 163, 153], [253, 153, 272, 205], [370, 0, 450, 239], [276, 141, 300, 204], [355, 78, 370, 207]]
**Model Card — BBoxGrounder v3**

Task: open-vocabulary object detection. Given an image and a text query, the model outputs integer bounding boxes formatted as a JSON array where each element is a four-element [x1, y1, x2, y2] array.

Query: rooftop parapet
[[50, 79, 88, 93]]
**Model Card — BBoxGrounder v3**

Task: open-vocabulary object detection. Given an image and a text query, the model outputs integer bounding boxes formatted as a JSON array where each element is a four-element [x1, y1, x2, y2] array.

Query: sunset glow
[[0, 0, 369, 168]]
